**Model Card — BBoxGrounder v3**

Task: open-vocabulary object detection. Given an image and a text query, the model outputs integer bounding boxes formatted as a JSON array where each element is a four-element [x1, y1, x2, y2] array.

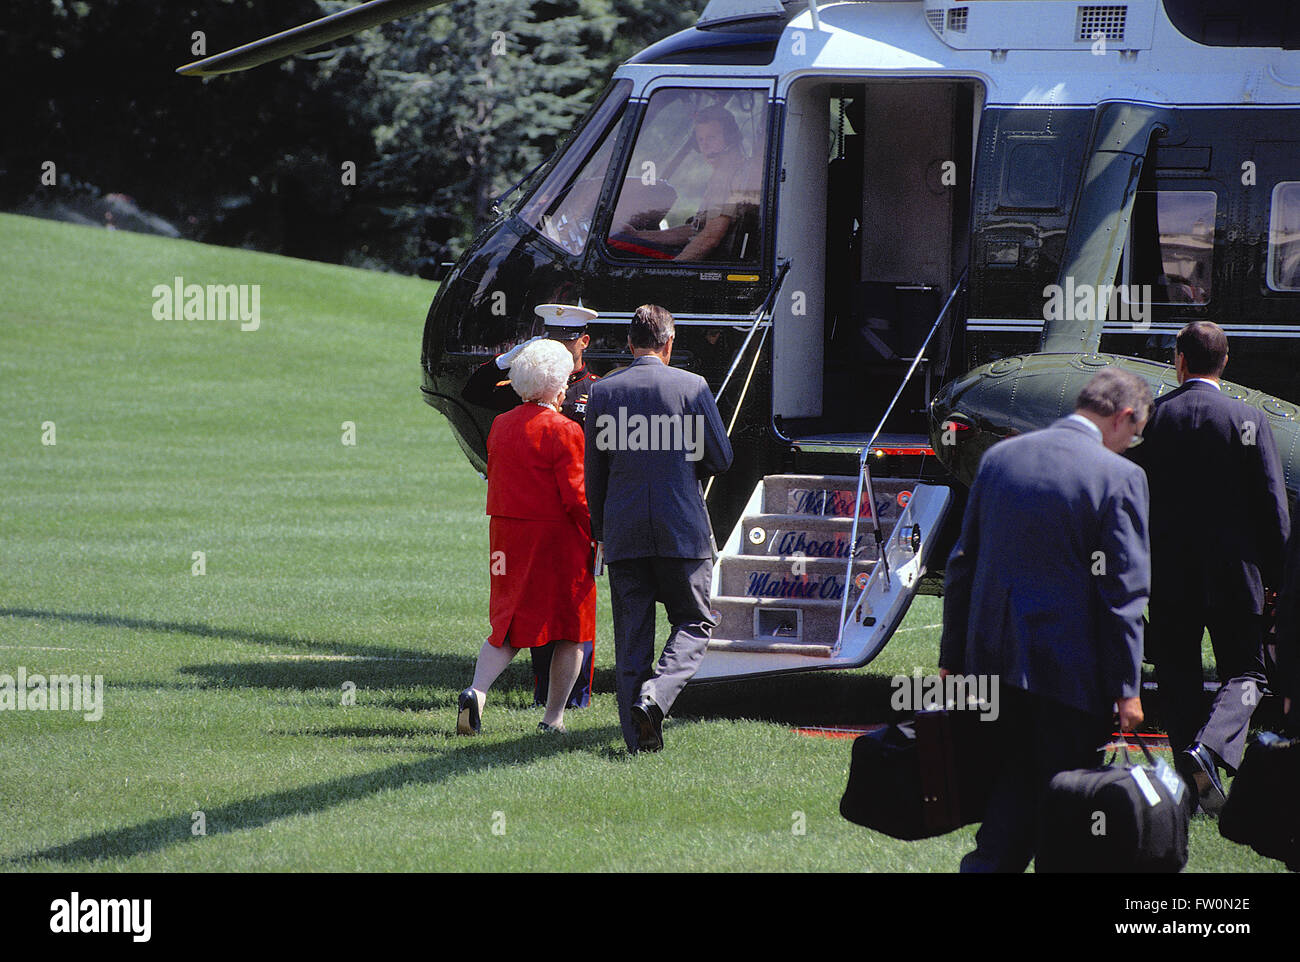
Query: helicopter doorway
[[773, 78, 978, 450]]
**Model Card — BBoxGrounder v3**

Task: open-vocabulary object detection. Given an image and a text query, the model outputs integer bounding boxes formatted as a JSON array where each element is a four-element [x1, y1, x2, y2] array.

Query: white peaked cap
[[535, 303, 598, 339]]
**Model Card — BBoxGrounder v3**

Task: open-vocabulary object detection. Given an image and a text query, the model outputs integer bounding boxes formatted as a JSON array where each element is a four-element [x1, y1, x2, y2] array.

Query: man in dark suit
[[584, 304, 733, 753], [1130, 322, 1291, 812], [940, 367, 1153, 872], [1274, 530, 1300, 735]]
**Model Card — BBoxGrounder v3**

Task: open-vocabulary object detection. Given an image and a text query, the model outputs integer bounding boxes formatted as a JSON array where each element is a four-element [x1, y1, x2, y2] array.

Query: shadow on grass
[[0, 606, 487, 691], [173, 651, 623, 706], [5, 724, 625, 867], [0, 607, 449, 662], [178, 658, 470, 692], [674, 670, 907, 728], [291, 725, 438, 739], [671, 663, 1291, 738]]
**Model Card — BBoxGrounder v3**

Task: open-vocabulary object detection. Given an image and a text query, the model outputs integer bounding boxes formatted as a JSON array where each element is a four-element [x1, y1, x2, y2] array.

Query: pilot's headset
[[691, 105, 743, 157]]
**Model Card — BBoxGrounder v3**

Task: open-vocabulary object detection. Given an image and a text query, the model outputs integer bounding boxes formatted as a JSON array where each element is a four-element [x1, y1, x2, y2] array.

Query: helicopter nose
[[930, 406, 974, 463], [928, 372, 973, 445], [929, 372, 991, 486]]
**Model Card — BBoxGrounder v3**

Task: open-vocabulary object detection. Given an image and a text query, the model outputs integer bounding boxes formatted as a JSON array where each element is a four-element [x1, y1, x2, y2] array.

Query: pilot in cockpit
[[610, 105, 761, 262]]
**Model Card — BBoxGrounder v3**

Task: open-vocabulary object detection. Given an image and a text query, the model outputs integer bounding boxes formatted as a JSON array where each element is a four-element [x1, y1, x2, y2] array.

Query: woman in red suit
[[457, 339, 596, 734]]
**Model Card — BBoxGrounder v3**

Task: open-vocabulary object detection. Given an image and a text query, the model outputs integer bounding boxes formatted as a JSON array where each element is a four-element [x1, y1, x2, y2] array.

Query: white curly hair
[[510, 338, 572, 402]]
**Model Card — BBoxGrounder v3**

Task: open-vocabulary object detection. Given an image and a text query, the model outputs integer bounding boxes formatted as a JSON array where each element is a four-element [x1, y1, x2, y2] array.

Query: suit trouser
[[1148, 603, 1267, 771], [529, 640, 596, 708], [961, 685, 1111, 873], [606, 556, 715, 752]]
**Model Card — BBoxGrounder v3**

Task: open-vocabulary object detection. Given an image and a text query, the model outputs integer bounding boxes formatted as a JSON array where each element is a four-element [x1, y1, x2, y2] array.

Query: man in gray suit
[[940, 367, 1153, 871], [584, 304, 734, 753]]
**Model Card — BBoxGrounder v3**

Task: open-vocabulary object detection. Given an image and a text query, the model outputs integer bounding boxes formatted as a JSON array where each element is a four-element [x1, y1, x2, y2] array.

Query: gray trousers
[[1148, 605, 1267, 772], [607, 556, 716, 752]]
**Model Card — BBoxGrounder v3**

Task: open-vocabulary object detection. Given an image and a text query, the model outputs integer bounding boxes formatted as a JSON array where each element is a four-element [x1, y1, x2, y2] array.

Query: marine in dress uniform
[[462, 303, 599, 426], [460, 304, 600, 707]]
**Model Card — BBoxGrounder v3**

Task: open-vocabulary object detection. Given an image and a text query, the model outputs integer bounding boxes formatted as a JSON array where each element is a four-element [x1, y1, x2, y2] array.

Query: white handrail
[[715, 260, 790, 407], [834, 271, 966, 649]]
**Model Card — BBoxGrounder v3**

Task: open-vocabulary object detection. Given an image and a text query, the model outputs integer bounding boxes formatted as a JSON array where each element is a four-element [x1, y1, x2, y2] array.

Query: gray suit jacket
[[584, 355, 733, 562], [939, 417, 1150, 717]]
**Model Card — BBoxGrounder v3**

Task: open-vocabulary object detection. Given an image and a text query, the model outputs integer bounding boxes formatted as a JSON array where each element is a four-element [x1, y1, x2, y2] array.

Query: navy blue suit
[[1129, 378, 1291, 769], [1274, 530, 1300, 731], [941, 416, 1150, 871], [941, 417, 1150, 716]]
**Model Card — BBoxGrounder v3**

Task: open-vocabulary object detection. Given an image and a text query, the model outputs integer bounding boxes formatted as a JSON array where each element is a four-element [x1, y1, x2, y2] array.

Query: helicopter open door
[[772, 78, 982, 454]]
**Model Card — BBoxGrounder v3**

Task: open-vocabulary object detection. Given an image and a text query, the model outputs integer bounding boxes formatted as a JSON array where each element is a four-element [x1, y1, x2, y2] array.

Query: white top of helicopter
[[647, 0, 1300, 108]]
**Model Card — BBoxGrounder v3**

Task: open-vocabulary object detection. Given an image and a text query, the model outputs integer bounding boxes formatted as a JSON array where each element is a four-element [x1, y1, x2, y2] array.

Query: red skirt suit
[[485, 403, 596, 648]]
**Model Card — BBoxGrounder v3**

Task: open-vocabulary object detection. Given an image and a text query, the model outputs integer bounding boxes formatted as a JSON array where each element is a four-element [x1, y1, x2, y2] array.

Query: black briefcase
[[1219, 731, 1300, 871], [1036, 735, 1190, 873], [839, 710, 992, 840]]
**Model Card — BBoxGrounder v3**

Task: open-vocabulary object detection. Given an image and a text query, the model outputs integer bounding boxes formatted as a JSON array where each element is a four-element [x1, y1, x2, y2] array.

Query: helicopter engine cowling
[[930, 352, 1300, 499]]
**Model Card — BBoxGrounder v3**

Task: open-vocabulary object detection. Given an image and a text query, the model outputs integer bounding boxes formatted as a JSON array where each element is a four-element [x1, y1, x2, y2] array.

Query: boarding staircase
[[695, 472, 953, 682], [692, 264, 963, 682]]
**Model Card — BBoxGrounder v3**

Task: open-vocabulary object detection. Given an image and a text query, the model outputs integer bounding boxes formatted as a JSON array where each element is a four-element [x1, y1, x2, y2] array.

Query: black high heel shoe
[[456, 688, 481, 735]]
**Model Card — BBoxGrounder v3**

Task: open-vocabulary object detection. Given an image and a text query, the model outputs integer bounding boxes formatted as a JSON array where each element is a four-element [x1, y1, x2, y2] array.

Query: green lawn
[[0, 212, 1284, 872]]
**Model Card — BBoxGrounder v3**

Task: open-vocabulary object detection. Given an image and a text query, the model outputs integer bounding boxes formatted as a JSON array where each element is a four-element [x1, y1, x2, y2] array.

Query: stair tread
[[762, 474, 913, 485], [707, 638, 835, 656], [719, 555, 873, 567], [712, 595, 845, 608], [745, 512, 893, 522]]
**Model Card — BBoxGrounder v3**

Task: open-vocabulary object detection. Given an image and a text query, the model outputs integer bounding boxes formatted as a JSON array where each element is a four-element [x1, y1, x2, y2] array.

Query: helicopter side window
[[518, 81, 630, 257], [1126, 191, 1216, 305], [1267, 182, 1300, 293], [605, 88, 767, 264]]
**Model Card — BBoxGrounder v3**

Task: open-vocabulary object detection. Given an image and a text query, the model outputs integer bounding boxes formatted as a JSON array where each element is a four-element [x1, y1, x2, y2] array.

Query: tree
[[3, 0, 707, 270]]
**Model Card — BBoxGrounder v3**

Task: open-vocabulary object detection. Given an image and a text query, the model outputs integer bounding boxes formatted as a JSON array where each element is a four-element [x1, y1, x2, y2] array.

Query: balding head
[[1075, 367, 1154, 453]]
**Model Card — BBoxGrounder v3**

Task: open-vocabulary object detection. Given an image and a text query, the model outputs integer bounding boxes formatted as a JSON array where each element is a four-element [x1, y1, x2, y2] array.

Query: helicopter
[[180, 0, 1300, 683]]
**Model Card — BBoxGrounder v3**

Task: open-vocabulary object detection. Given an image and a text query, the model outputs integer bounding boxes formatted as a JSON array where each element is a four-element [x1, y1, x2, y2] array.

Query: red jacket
[[486, 403, 592, 539]]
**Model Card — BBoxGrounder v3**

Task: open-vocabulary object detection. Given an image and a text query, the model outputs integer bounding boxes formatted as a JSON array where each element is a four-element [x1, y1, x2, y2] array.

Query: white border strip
[[967, 318, 1300, 337]]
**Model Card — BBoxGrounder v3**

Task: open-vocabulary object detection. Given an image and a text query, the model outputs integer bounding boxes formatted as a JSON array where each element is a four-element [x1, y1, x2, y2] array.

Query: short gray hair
[[510, 339, 572, 402], [630, 304, 674, 349], [1075, 367, 1153, 422]]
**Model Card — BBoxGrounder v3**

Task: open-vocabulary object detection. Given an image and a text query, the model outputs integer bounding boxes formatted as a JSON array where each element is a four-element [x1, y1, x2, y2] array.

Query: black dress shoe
[[631, 696, 664, 753], [1179, 743, 1226, 816], [456, 688, 481, 736]]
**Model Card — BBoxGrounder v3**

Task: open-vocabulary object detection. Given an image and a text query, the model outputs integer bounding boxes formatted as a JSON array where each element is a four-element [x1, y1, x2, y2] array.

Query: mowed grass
[[0, 212, 1283, 872]]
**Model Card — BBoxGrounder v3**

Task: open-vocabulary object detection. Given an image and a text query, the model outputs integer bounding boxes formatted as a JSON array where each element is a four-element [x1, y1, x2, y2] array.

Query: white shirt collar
[[1067, 412, 1103, 441], [1186, 377, 1221, 391]]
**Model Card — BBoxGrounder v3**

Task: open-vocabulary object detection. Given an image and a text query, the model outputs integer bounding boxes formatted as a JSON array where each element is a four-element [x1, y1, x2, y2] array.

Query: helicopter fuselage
[[419, 0, 1300, 580]]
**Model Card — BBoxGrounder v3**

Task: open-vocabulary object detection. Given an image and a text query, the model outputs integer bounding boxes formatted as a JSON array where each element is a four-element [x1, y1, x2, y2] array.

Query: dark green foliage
[[3, 0, 705, 271]]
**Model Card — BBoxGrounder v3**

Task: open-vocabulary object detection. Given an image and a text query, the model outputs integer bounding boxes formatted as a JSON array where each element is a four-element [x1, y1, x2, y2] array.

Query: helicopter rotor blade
[[176, 0, 455, 77]]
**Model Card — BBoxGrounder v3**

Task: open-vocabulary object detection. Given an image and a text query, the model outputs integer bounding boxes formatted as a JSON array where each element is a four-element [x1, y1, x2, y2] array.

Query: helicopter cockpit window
[[606, 88, 767, 264], [517, 80, 631, 257], [1126, 191, 1217, 305], [1267, 182, 1300, 292]]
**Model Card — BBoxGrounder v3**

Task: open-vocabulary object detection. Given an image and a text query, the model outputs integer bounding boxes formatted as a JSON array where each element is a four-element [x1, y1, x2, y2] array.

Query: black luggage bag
[[1036, 734, 1191, 873], [840, 709, 992, 840], [1219, 731, 1300, 871]]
